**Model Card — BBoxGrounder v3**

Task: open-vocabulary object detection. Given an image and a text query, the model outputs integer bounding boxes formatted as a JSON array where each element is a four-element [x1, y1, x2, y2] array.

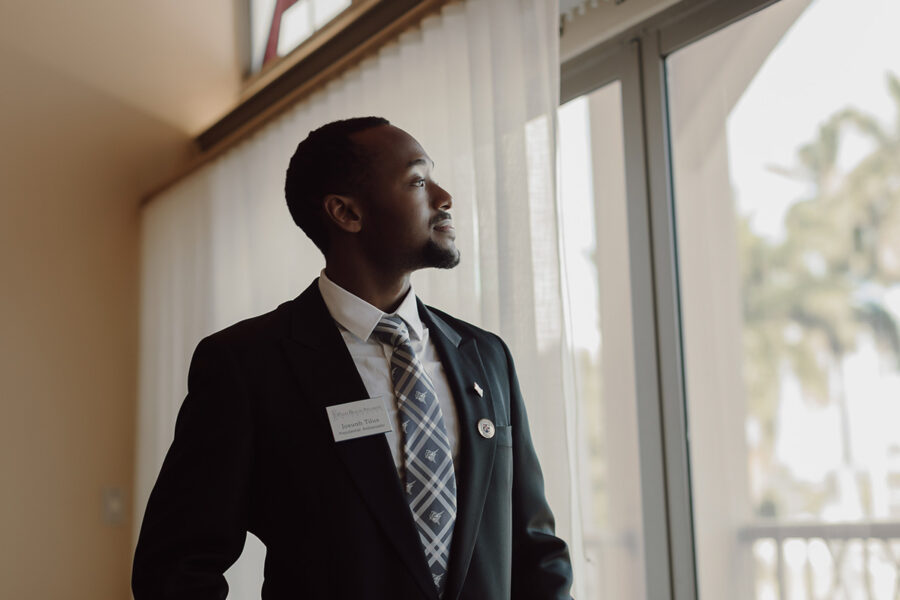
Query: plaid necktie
[[373, 315, 457, 596]]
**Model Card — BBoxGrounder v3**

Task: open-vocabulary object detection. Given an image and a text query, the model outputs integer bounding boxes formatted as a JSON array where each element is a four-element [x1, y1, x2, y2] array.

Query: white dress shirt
[[318, 270, 460, 472]]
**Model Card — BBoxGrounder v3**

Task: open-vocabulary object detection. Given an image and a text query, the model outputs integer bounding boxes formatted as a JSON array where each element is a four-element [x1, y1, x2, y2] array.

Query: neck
[[324, 255, 412, 313]]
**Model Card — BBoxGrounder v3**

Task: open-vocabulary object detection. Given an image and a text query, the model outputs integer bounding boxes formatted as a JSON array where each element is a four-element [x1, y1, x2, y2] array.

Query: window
[[560, 81, 647, 600], [669, 0, 900, 597], [249, 0, 352, 73], [562, 0, 900, 597]]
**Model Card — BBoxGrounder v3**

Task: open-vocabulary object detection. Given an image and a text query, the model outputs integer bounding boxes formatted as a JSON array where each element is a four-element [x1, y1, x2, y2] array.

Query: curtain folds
[[136, 0, 583, 595]]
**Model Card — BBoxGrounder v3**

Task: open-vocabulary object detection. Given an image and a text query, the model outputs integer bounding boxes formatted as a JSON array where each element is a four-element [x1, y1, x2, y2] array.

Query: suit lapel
[[280, 282, 439, 600], [419, 302, 498, 600]]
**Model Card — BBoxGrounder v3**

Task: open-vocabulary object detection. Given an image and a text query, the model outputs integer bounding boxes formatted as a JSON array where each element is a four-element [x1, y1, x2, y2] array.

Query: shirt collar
[[318, 269, 424, 342]]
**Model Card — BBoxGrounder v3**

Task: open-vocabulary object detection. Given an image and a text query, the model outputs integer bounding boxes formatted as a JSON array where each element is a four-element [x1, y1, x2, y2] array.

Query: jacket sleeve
[[500, 338, 575, 599], [132, 336, 253, 599]]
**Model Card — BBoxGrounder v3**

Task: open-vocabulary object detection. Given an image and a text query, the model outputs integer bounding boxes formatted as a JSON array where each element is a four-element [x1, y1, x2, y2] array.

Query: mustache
[[430, 211, 453, 226]]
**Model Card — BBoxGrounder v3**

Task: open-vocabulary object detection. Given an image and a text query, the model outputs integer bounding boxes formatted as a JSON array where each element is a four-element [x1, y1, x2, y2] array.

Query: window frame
[[198, 0, 449, 152], [561, 1, 783, 598], [245, 0, 358, 81]]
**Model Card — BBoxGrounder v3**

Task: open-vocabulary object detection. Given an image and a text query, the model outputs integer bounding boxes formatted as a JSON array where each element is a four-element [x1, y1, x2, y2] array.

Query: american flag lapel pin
[[473, 382, 484, 397]]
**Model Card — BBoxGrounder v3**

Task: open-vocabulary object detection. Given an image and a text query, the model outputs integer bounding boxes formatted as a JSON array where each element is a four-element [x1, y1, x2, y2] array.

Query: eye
[[412, 178, 426, 188]]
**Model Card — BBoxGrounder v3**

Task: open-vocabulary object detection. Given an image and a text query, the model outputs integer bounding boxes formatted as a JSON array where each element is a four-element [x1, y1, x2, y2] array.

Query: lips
[[433, 218, 454, 232]]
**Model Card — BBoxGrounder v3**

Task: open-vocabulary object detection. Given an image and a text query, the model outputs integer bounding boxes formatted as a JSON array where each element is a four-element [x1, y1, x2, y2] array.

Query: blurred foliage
[[742, 73, 900, 515]]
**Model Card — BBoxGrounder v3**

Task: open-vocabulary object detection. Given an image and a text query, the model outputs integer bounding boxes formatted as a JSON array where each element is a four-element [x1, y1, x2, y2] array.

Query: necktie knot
[[373, 315, 410, 348]]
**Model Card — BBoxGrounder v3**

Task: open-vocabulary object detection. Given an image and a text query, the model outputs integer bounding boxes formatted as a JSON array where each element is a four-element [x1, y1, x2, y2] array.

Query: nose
[[432, 182, 452, 210]]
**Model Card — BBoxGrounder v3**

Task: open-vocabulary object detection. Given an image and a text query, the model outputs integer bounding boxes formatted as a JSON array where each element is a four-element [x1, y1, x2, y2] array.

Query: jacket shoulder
[[197, 299, 294, 357]]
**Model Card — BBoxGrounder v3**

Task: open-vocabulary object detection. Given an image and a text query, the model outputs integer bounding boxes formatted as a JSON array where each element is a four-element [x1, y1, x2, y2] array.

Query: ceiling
[[0, 1, 244, 200], [0, 0, 686, 204]]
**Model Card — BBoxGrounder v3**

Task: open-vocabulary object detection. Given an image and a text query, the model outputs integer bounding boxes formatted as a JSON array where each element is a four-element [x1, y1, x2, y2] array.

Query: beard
[[422, 239, 460, 269]]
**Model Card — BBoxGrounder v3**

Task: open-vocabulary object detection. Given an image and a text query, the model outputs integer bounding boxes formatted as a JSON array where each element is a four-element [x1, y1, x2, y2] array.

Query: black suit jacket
[[132, 280, 573, 599]]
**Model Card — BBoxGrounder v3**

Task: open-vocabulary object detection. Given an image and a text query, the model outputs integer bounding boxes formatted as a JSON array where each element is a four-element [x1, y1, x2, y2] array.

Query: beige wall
[[0, 47, 188, 600], [0, 2, 242, 598], [0, 121, 141, 599]]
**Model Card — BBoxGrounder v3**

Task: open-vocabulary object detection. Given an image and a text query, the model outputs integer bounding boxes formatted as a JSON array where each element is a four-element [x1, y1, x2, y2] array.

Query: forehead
[[351, 125, 431, 171]]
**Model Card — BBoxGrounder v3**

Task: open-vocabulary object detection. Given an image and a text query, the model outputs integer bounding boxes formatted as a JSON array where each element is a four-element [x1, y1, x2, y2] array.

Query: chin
[[423, 241, 460, 270]]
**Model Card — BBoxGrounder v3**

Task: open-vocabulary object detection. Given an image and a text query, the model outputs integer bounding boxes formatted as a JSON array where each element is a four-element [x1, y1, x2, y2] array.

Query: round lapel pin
[[477, 418, 495, 439]]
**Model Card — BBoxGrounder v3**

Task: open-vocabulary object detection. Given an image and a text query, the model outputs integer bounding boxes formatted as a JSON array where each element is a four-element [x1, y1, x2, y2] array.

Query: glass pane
[[667, 0, 900, 598], [278, 1, 314, 57], [249, 0, 277, 72], [313, 0, 350, 28], [559, 82, 646, 599], [248, 0, 352, 72]]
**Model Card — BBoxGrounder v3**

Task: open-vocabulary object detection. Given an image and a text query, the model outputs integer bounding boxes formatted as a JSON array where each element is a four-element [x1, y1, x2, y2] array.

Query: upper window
[[249, 0, 352, 73]]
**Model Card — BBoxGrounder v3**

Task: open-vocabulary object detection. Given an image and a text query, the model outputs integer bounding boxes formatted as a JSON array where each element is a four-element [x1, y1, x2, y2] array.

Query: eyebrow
[[407, 157, 435, 169]]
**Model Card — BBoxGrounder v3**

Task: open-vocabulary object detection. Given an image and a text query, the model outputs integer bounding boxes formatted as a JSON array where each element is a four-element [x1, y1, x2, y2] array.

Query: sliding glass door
[[560, 77, 647, 600], [562, 0, 900, 598], [668, 0, 900, 598], [561, 42, 676, 600]]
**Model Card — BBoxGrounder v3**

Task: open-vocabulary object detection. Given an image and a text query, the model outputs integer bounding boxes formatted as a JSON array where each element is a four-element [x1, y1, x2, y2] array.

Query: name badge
[[325, 397, 393, 442]]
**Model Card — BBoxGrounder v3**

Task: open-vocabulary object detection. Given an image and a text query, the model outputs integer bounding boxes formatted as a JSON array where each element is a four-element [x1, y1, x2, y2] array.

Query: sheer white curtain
[[136, 0, 584, 596]]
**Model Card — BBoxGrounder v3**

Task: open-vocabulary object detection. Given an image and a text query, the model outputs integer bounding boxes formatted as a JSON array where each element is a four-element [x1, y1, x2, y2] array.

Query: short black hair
[[285, 116, 390, 254]]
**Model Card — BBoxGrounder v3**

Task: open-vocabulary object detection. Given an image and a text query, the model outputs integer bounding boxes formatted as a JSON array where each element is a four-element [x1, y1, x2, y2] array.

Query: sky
[[559, 93, 603, 356], [727, 0, 900, 241]]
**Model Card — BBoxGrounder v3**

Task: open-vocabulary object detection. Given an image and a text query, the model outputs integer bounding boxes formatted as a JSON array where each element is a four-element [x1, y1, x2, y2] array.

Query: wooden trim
[[230, 0, 382, 123], [143, 0, 452, 204]]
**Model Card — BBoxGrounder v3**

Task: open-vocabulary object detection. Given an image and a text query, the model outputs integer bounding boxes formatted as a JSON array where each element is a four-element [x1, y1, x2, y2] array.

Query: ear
[[322, 194, 362, 233]]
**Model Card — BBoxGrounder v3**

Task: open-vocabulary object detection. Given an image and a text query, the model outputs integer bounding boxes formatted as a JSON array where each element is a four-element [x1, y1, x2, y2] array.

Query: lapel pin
[[477, 418, 495, 439], [473, 382, 484, 397]]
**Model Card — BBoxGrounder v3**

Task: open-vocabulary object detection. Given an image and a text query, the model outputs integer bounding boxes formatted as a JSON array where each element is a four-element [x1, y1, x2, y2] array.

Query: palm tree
[[742, 73, 900, 517]]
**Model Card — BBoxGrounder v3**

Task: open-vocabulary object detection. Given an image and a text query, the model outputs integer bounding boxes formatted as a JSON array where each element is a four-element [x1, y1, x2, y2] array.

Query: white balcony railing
[[739, 521, 900, 599]]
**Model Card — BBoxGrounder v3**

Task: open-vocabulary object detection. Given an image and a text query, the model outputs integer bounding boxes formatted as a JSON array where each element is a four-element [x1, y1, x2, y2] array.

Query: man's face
[[350, 125, 460, 272]]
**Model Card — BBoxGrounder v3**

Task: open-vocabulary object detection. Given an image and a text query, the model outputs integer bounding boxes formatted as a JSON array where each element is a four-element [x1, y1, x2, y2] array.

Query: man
[[132, 117, 573, 599]]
